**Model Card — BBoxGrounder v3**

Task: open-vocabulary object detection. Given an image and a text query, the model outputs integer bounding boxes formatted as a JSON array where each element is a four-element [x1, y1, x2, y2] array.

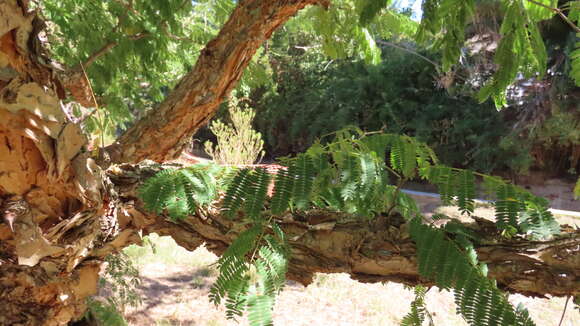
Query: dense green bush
[[254, 48, 519, 173]]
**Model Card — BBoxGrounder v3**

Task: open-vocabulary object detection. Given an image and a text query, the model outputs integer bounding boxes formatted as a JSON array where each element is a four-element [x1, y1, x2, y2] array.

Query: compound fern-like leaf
[[291, 154, 315, 209], [210, 225, 261, 308], [222, 169, 252, 218], [410, 219, 536, 326], [243, 168, 271, 220], [400, 285, 432, 326], [270, 167, 293, 215]]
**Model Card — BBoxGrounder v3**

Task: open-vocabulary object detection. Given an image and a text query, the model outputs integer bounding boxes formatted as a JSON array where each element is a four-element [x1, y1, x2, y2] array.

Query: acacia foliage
[[39, 0, 270, 134], [139, 128, 561, 326], [40, 0, 580, 138]]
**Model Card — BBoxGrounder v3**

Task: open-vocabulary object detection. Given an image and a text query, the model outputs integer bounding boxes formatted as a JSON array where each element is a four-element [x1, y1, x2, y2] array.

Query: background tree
[[0, 0, 579, 325]]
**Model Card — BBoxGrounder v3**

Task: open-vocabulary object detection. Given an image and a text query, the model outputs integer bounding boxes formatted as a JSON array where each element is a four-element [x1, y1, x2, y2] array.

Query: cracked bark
[[108, 163, 580, 299], [0, 0, 578, 325], [0, 0, 329, 325], [108, 0, 329, 164]]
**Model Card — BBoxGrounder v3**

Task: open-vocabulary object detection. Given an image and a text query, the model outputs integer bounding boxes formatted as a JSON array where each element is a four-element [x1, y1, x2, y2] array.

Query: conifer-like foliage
[[138, 128, 561, 326]]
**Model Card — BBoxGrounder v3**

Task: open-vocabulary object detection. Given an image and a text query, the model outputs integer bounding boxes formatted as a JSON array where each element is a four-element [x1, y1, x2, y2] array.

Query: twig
[[526, 0, 580, 33], [84, 41, 117, 68], [79, 62, 99, 110], [80, 62, 106, 151], [83, 32, 149, 68], [376, 40, 439, 67], [558, 296, 570, 326]]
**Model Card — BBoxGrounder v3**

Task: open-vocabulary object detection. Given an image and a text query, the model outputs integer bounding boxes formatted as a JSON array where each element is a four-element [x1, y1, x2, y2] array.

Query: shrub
[[254, 48, 520, 173], [204, 96, 265, 165]]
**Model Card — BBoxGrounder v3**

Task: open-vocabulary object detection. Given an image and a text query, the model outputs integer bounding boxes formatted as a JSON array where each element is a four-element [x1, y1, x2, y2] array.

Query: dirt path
[[406, 176, 580, 211]]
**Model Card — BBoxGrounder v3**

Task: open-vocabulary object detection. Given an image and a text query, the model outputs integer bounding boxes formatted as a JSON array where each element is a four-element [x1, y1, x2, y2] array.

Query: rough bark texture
[[109, 0, 329, 164], [0, 1, 116, 324], [0, 0, 327, 325], [0, 0, 578, 325], [108, 163, 580, 299]]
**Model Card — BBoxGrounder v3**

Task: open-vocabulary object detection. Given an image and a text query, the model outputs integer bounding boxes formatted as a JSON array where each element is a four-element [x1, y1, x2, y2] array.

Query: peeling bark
[[0, 0, 330, 324], [1, 0, 578, 325], [0, 1, 125, 324]]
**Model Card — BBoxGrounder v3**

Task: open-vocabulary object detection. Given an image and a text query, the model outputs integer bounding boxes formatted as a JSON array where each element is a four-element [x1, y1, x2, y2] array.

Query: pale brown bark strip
[[109, 0, 329, 164]]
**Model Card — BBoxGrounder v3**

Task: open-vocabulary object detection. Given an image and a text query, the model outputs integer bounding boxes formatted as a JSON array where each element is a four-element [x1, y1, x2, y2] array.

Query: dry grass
[[119, 231, 579, 326]]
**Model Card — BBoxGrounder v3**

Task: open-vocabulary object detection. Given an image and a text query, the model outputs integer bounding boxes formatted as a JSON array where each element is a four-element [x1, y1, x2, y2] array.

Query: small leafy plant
[[205, 96, 265, 165], [84, 252, 142, 326]]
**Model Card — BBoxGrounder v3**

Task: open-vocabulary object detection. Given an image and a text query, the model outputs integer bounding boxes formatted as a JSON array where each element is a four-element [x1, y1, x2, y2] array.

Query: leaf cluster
[[222, 129, 434, 219], [138, 128, 562, 326], [209, 224, 289, 326], [410, 219, 536, 326], [138, 163, 222, 220], [221, 128, 559, 240]]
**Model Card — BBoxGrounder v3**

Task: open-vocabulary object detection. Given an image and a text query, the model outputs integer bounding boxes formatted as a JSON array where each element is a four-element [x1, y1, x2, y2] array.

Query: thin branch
[[558, 296, 571, 326], [79, 62, 109, 157], [83, 32, 149, 68], [526, 0, 580, 33], [79, 62, 99, 110], [376, 40, 439, 67], [83, 42, 117, 68]]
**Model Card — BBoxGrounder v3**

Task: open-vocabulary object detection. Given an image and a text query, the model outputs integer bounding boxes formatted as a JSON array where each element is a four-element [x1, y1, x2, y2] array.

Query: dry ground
[[100, 156, 580, 326], [114, 205, 579, 326]]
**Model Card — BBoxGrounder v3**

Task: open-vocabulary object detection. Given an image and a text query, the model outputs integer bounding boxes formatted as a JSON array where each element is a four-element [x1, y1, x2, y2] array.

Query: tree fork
[[1, 0, 579, 325], [0, 0, 329, 324]]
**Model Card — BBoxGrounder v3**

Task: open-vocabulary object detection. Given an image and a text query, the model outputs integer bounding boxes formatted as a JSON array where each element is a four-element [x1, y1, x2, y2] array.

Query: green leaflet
[[478, 0, 548, 107], [400, 285, 432, 326], [570, 38, 580, 86], [410, 219, 536, 326], [209, 224, 289, 326], [209, 225, 262, 310], [495, 184, 524, 229], [222, 169, 253, 218], [243, 169, 272, 220], [358, 0, 392, 26], [270, 168, 294, 215], [416, 0, 475, 71], [524, 0, 558, 22], [291, 154, 316, 209], [137, 164, 219, 220]]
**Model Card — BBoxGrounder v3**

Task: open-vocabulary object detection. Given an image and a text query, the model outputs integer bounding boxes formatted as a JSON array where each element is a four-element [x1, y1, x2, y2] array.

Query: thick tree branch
[[108, 0, 330, 164], [108, 162, 580, 298]]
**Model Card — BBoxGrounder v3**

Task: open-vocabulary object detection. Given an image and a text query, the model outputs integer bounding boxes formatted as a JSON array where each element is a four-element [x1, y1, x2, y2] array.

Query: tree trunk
[[0, 1, 578, 326], [0, 0, 326, 325]]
